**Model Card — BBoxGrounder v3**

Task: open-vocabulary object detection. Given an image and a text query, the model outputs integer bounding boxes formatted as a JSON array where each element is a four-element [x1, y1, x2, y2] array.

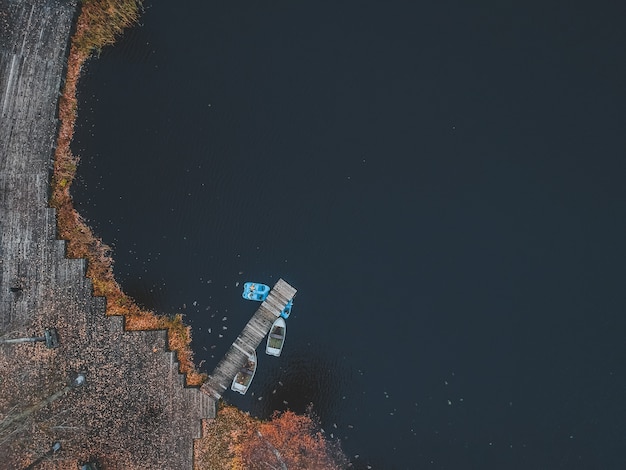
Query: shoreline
[[41, 1, 349, 467], [49, 0, 206, 386], [0, 0, 213, 467]]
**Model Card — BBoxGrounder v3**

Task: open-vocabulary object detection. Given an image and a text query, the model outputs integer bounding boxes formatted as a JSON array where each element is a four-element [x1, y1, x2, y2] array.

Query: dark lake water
[[71, 1, 626, 468]]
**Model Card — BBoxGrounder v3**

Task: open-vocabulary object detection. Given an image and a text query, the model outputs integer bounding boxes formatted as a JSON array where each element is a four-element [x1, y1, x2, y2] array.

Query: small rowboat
[[231, 351, 257, 395], [266, 317, 286, 357]]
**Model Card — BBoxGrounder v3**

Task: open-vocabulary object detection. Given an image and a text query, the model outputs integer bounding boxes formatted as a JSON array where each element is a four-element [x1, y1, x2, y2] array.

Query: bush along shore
[[50, 0, 206, 386], [52, 2, 349, 466], [196, 403, 349, 469]]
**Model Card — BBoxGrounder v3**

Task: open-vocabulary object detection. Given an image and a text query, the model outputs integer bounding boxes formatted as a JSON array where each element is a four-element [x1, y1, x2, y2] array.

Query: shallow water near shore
[[72, 1, 626, 468]]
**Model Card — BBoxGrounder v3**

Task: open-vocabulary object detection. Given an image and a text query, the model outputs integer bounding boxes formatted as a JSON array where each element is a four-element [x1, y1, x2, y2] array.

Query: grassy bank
[[50, 0, 206, 386]]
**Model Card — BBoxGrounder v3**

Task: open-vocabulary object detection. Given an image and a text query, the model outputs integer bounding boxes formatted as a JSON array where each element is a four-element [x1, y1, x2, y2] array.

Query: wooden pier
[[201, 279, 297, 400]]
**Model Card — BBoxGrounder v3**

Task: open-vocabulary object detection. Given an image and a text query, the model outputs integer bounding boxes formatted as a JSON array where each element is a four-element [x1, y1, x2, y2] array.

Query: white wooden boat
[[266, 317, 286, 357], [231, 351, 257, 395]]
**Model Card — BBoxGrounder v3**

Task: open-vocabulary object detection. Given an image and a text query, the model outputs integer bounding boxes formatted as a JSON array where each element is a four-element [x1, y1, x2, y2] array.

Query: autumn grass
[[51, 0, 206, 386]]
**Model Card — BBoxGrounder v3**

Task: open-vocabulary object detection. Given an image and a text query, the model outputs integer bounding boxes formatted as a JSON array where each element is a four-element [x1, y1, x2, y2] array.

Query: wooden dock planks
[[201, 279, 296, 399]]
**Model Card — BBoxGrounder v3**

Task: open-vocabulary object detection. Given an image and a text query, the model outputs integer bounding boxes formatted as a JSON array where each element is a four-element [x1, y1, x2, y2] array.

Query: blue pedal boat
[[280, 299, 293, 319], [242, 282, 270, 301], [266, 317, 286, 357]]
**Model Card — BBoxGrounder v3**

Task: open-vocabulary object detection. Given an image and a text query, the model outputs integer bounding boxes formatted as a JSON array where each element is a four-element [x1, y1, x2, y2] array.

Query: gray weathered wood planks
[[201, 279, 296, 400]]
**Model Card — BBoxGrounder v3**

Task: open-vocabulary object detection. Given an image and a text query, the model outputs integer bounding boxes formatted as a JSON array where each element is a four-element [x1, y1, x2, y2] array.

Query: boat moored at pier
[[242, 282, 270, 301], [280, 299, 293, 319], [231, 351, 257, 395], [266, 317, 286, 357]]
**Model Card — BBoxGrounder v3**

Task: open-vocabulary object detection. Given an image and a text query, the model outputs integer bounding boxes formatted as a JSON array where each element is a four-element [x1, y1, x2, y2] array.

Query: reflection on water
[[247, 352, 344, 419]]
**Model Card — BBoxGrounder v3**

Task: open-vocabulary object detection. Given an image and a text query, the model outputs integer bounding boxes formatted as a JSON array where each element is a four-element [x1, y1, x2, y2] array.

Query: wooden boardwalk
[[0, 1, 214, 467], [201, 279, 297, 400]]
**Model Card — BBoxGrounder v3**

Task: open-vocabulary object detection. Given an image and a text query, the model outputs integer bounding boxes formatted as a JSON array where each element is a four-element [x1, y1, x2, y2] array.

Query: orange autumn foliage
[[195, 404, 348, 469], [235, 409, 348, 470]]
